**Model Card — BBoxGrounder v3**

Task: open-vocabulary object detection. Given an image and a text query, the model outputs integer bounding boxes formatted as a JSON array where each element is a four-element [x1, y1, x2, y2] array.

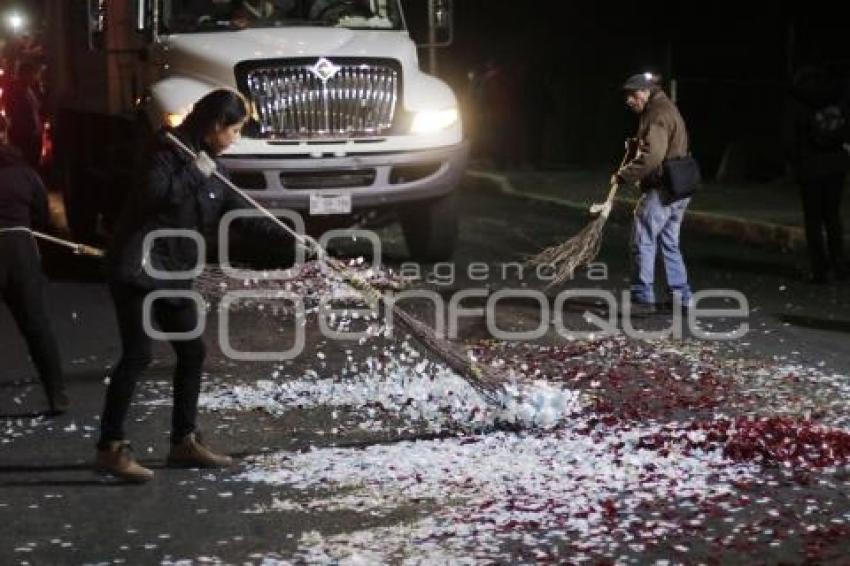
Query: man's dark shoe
[[167, 432, 233, 469], [95, 441, 155, 483]]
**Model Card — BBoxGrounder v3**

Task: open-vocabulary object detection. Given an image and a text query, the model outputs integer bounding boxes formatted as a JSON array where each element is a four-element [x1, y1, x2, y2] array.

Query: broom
[[165, 132, 509, 404], [0, 227, 105, 257], [526, 146, 633, 287]]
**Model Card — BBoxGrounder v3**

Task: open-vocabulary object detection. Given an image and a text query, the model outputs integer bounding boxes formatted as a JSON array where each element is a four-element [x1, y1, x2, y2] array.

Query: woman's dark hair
[[179, 89, 248, 142]]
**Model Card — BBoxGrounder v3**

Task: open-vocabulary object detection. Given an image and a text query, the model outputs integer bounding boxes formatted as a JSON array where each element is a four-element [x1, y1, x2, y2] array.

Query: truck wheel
[[400, 192, 458, 262]]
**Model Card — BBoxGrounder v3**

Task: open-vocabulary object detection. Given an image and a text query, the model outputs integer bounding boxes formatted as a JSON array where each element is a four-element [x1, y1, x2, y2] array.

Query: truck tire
[[400, 192, 458, 262]]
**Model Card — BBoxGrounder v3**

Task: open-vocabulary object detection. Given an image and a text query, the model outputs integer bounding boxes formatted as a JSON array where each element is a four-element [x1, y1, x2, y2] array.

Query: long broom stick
[[165, 132, 509, 403], [0, 227, 105, 257], [526, 146, 632, 287]]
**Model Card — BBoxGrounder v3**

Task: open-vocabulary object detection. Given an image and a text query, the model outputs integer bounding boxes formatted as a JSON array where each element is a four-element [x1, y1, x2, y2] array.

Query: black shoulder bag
[[661, 155, 701, 205]]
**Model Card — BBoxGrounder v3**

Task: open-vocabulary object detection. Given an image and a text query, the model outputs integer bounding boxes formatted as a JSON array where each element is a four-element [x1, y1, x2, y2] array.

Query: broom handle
[[0, 227, 105, 257], [165, 133, 313, 252], [602, 180, 619, 204], [32, 230, 105, 257], [602, 141, 637, 205]]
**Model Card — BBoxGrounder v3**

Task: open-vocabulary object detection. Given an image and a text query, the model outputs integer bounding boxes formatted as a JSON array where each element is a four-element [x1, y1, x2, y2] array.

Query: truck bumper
[[218, 141, 470, 211]]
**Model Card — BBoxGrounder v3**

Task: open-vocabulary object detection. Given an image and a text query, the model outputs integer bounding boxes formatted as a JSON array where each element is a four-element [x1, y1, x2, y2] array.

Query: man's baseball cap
[[622, 72, 659, 92]]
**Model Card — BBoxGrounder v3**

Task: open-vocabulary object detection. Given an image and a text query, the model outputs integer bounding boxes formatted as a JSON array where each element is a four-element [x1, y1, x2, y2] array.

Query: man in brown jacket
[[614, 72, 693, 314]]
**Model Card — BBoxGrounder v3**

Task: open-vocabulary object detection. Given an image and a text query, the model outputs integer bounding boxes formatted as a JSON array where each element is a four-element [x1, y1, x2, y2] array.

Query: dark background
[[427, 2, 850, 177], [4, 0, 850, 177]]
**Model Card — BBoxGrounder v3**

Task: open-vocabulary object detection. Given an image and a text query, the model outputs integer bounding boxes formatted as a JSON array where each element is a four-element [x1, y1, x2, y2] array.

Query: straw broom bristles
[[389, 306, 509, 402], [527, 144, 633, 288], [526, 181, 620, 288], [326, 255, 509, 403]]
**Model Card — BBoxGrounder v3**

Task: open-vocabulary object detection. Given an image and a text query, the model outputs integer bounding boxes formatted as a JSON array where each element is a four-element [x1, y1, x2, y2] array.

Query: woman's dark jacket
[[108, 127, 276, 290], [0, 146, 48, 230]]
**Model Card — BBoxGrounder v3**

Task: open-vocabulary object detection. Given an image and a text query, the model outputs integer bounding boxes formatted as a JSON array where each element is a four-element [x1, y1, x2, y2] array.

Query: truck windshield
[[160, 0, 404, 34]]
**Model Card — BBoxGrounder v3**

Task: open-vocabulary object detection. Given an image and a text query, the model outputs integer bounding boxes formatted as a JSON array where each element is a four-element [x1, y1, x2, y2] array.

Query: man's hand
[[589, 200, 613, 219], [843, 142, 850, 156], [610, 172, 624, 187], [193, 151, 216, 178]]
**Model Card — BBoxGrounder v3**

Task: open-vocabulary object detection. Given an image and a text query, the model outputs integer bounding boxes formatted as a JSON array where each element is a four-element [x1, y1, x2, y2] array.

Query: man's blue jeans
[[630, 189, 692, 305]]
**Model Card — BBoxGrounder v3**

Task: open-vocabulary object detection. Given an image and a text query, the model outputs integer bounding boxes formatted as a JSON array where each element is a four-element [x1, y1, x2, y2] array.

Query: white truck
[[45, 0, 466, 260]]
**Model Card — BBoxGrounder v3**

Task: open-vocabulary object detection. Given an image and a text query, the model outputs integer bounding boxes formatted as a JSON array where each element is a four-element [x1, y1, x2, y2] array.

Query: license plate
[[309, 193, 352, 215]]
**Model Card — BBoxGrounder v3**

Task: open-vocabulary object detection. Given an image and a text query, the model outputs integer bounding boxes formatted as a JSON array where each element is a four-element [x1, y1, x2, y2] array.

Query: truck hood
[[161, 28, 419, 85]]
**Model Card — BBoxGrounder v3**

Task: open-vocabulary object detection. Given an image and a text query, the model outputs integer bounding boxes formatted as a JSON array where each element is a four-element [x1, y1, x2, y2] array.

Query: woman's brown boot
[[167, 432, 233, 468], [95, 441, 154, 483]]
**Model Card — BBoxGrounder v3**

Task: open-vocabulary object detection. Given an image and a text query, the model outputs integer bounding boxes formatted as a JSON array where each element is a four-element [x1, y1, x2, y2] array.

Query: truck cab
[[46, 0, 466, 261]]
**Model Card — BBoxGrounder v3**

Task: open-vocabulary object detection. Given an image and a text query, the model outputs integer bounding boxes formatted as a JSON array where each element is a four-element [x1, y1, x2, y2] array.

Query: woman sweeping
[[95, 89, 271, 482]]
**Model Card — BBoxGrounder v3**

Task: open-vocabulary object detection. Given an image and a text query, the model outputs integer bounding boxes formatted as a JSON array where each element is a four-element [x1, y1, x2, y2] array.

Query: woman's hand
[[193, 151, 217, 178]]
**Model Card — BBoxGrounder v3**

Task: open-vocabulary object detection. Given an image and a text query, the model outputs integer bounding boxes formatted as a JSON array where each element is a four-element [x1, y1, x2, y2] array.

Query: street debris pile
[[636, 417, 850, 470], [720, 417, 850, 468], [8, 261, 850, 562], [238, 422, 760, 562], [472, 338, 850, 430], [186, 334, 850, 561], [192, 355, 584, 433]]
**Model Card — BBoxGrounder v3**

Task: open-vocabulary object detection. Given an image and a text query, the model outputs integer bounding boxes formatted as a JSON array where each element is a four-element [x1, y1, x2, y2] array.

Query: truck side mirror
[[87, 0, 107, 51]]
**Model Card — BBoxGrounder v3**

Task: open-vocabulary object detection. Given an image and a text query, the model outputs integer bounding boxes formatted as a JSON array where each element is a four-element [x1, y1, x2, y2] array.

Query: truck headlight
[[410, 108, 458, 134], [164, 111, 187, 128]]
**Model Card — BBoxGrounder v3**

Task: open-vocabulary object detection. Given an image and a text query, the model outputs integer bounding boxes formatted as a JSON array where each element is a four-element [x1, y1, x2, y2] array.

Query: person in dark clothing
[[4, 60, 45, 169], [476, 57, 525, 169], [786, 66, 849, 284], [95, 89, 275, 483], [0, 113, 69, 414]]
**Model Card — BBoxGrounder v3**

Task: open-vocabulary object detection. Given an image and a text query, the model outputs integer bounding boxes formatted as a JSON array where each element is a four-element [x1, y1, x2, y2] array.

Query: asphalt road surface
[[2, 176, 850, 564]]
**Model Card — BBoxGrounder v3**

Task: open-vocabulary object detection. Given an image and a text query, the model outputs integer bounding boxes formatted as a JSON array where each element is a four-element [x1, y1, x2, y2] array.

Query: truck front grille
[[239, 59, 401, 139]]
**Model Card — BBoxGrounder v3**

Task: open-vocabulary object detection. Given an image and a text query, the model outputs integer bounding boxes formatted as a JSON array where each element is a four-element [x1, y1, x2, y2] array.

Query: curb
[[466, 170, 806, 252]]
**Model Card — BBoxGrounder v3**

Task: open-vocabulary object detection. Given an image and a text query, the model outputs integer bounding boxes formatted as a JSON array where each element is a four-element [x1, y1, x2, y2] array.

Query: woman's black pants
[[0, 232, 64, 402], [98, 282, 205, 447]]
